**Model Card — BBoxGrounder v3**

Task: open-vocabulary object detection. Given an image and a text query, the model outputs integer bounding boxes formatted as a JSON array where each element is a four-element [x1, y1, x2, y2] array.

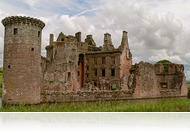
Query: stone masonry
[[1, 16, 188, 104]]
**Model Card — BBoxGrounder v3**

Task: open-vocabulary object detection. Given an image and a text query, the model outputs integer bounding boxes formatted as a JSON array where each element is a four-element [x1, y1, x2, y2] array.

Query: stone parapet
[[2, 16, 45, 29]]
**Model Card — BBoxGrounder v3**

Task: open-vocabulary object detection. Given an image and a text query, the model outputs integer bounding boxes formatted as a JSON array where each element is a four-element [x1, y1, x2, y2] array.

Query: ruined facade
[[1, 16, 188, 104]]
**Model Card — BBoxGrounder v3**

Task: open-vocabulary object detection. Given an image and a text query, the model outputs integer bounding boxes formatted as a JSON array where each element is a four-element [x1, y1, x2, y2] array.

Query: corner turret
[[1, 16, 45, 104]]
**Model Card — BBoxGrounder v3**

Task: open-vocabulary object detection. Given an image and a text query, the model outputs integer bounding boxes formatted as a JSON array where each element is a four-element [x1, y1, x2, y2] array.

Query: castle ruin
[[1, 16, 188, 104]]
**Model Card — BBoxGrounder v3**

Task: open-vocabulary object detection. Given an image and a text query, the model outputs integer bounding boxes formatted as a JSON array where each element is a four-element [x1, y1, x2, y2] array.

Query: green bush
[[156, 60, 173, 64]]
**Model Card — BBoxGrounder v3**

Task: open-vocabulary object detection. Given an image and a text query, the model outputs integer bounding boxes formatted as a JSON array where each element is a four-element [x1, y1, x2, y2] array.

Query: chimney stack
[[75, 32, 81, 42], [49, 34, 54, 45]]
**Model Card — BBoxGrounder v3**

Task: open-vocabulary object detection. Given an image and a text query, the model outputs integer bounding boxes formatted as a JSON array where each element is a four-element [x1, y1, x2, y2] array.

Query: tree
[[156, 60, 173, 73], [156, 60, 172, 64]]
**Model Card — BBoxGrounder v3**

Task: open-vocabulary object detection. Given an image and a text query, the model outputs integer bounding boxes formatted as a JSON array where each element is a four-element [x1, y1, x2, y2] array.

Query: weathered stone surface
[[2, 16, 45, 104], [41, 90, 133, 102], [129, 62, 187, 98]]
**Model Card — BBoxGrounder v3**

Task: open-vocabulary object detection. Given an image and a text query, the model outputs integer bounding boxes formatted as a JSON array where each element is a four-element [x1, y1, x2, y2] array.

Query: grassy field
[[0, 98, 190, 112], [188, 84, 190, 89], [0, 67, 2, 97]]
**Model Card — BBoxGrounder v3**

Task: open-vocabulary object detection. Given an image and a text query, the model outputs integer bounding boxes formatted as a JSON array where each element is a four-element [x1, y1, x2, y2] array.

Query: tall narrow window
[[38, 31, 41, 37], [68, 72, 71, 81], [111, 69, 115, 76], [94, 82, 97, 86], [102, 69, 106, 77], [94, 69, 97, 76], [102, 57, 105, 64], [14, 28, 18, 35], [78, 71, 80, 76]]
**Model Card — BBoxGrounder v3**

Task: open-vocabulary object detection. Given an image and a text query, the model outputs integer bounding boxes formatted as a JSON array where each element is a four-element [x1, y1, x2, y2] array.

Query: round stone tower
[[1, 16, 45, 104]]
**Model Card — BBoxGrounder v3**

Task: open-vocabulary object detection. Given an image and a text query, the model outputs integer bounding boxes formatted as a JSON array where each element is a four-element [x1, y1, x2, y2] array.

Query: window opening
[[68, 72, 71, 81], [14, 28, 18, 35], [38, 31, 41, 37], [102, 69, 106, 77], [111, 69, 115, 76], [78, 71, 80, 76], [94, 82, 97, 86], [161, 82, 168, 89]]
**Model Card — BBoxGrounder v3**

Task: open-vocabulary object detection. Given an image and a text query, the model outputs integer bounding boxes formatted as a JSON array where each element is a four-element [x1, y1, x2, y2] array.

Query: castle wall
[[43, 41, 80, 92], [41, 90, 133, 102], [131, 62, 160, 98], [85, 51, 121, 90], [130, 62, 188, 98]]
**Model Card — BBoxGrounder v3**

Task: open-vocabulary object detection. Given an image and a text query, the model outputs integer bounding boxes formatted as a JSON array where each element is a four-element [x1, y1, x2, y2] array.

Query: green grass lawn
[[0, 98, 190, 112], [188, 84, 190, 89], [0, 68, 2, 97]]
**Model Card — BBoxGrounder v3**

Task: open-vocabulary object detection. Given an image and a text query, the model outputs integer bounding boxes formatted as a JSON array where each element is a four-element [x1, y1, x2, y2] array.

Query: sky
[[0, 0, 190, 80]]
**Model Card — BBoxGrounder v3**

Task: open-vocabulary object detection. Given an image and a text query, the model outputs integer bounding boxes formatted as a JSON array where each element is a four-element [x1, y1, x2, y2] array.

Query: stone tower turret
[[1, 16, 45, 104]]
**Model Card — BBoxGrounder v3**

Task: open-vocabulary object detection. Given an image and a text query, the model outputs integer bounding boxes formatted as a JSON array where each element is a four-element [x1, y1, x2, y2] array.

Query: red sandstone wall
[[131, 62, 188, 98]]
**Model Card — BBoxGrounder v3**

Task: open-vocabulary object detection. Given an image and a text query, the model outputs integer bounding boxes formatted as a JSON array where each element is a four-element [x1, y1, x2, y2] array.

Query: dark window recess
[[102, 69, 106, 77], [38, 31, 41, 37], [111, 69, 115, 76], [31, 48, 34, 51], [102, 57, 106, 64], [161, 82, 168, 89], [68, 72, 71, 80], [86, 74, 89, 78], [94, 69, 97, 76], [86, 66, 89, 70], [78, 71, 80, 76], [61, 38, 64, 41], [94, 82, 97, 86], [8, 65, 11, 69], [14, 28, 18, 35]]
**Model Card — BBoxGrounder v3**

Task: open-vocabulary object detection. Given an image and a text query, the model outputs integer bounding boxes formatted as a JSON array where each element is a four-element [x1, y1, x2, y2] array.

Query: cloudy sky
[[0, 0, 190, 80]]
